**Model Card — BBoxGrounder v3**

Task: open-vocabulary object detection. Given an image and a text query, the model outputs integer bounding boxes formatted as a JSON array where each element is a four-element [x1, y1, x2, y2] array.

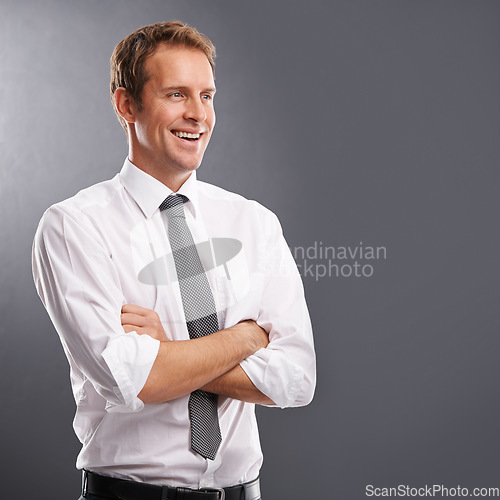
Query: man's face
[[131, 44, 216, 178]]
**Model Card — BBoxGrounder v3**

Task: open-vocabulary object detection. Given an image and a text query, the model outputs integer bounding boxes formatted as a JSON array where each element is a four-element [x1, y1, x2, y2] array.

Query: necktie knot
[[160, 194, 188, 218]]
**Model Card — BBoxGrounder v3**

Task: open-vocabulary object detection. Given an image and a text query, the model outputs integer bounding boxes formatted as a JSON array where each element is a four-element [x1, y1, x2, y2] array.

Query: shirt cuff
[[101, 332, 160, 413], [240, 348, 305, 408]]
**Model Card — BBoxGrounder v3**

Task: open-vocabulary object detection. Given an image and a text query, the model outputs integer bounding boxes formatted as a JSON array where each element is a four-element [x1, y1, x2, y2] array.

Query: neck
[[128, 147, 192, 192], [131, 157, 192, 192]]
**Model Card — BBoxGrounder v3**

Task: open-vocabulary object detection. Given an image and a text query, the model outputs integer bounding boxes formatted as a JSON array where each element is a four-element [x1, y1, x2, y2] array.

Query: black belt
[[82, 470, 259, 500]]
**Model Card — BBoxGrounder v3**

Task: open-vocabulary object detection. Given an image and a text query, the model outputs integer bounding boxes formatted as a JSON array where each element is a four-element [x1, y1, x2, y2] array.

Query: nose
[[184, 97, 206, 123]]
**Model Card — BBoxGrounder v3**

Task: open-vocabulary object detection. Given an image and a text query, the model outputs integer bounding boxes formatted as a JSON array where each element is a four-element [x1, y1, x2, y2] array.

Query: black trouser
[[78, 495, 262, 500]]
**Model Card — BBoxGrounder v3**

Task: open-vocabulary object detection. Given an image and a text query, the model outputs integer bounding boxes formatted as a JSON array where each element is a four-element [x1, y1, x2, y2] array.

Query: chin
[[178, 157, 204, 172], [180, 159, 202, 171]]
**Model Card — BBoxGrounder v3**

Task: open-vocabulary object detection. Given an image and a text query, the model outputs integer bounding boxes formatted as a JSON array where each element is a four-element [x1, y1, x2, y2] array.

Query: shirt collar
[[119, 158, 199, 219]]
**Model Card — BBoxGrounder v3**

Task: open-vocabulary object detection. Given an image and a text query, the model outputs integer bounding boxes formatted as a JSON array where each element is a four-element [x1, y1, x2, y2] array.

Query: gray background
[[1, 0, 499, 498]]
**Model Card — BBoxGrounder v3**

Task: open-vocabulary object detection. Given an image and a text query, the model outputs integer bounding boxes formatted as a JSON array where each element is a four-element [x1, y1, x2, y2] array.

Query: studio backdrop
[[1, 1, 500, 499]]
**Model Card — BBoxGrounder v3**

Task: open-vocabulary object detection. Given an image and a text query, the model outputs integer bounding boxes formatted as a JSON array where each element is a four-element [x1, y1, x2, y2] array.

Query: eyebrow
[[157, 86, 216, 94]]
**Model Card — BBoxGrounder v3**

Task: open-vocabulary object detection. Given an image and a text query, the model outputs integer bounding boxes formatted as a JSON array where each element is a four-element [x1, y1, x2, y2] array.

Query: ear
[[114, 87, 137, 124]]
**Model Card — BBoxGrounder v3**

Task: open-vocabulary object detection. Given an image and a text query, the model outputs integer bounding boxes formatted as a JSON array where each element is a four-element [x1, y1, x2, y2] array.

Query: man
[[32, 21, 315, 500]]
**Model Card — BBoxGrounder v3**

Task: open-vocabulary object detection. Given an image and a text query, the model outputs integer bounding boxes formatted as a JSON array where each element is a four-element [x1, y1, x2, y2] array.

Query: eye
[[202, 93, 213, 101]]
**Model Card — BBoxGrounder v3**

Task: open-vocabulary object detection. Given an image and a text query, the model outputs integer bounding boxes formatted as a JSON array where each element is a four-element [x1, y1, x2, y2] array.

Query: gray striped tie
[[160, 194, 222, 460]]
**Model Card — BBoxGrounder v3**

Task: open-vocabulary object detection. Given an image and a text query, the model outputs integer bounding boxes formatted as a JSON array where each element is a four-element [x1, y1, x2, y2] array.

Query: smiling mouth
[[172, 131, 201, 141]]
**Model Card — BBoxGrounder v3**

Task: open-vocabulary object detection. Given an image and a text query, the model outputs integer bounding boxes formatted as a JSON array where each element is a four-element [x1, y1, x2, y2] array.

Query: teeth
[[174, 131, 200, 139]]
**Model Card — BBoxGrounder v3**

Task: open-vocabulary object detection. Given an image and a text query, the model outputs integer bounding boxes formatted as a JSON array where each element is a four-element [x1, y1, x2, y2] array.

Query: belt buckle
[[243, 478, 261, 500], [81, 469, 89, 496], [200, 487, 225, 500]]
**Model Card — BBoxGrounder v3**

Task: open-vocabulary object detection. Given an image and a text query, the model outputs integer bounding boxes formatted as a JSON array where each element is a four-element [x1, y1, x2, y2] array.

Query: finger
[[121, 304, 152, 315], [120, 312, 148, 327], [122, 324, 144, 334]]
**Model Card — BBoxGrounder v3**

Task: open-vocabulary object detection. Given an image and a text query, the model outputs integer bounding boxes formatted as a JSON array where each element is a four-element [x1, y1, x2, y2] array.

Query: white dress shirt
[[32, 159, 315, 489]]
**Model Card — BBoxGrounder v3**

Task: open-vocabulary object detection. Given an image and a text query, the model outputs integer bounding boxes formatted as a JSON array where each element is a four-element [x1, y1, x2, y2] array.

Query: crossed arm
[[121, 304, 275, 405], [33, 205, 314, 412]]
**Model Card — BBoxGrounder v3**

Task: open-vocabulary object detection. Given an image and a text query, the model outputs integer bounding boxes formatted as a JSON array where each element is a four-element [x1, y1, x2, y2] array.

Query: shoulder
[[197, 180, 279, 219], [50, 175, 121, 215], [196, 180, 284, 243], [36, 175, 121, 236]]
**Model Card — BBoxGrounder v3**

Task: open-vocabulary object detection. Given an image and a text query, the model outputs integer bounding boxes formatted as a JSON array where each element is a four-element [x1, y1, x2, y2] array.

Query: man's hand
[[121, 304, 169, 342], [230, 319, 269, 352]]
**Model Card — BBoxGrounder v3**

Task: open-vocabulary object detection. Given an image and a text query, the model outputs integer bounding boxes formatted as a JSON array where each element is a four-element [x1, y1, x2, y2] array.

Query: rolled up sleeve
[[240, 209, 316, 408], [32, 205, 159, 413]]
